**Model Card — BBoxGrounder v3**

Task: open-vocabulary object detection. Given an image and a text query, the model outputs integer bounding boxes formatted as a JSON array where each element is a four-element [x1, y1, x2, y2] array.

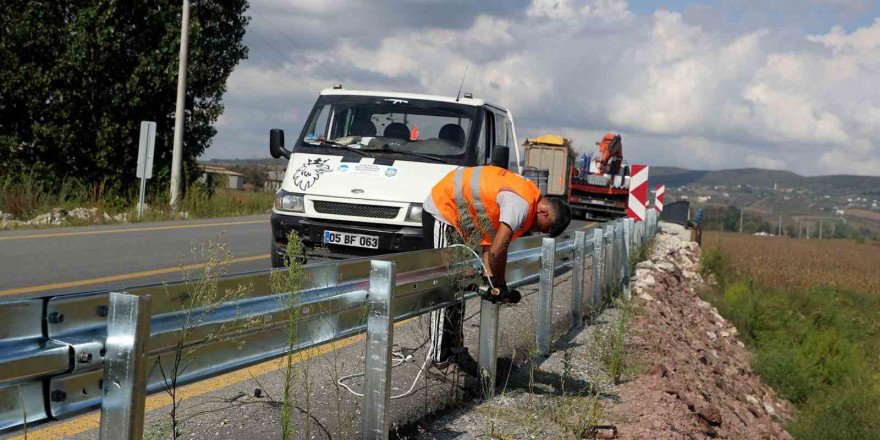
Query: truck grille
[[312, 201, 400, 219]]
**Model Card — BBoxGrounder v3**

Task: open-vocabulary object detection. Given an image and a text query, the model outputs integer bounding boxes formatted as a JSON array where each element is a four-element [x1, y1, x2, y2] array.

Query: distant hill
[[651, 167, 879, 195]]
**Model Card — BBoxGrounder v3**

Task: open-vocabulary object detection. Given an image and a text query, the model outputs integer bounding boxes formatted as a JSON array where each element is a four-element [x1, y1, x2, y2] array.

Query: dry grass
[[846, 209, 880, 221], [702, 231, 880, 295]]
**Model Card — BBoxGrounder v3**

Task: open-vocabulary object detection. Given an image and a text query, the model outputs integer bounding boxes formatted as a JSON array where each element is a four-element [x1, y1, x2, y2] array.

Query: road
[[0, 215, 593, 300], [0, 215, 272, 298]]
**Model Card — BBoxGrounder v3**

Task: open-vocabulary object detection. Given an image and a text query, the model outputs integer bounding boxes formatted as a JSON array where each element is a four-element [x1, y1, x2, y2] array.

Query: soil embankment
[[614, 229, 793, 439]]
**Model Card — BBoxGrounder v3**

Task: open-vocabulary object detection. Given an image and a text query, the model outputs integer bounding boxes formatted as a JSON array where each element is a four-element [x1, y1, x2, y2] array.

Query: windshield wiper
[[305, 139, 367, 156], [365, 144, 446, 163]]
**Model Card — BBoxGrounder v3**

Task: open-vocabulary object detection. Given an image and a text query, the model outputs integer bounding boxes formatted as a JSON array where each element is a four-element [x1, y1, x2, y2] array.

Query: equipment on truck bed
[[524, 133, 630, 221]]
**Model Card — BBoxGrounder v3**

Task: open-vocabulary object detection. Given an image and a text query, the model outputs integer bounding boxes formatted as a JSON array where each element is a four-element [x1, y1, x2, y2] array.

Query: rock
[[698, 405, 723, 426], [706, 331, 717, 341], [0, 211, 13, 221], [113, 213, 129, 222], [639, 292, 655, 301], [650, 363, 669, 378], [655, 260, 676, 273], [764, 402, 777, 418], [745, 394, 760, 406], [68, 207, 100, 221]]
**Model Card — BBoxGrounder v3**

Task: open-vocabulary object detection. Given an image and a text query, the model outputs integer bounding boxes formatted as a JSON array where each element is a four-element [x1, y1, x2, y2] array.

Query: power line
[[250, 8, 345, 84]]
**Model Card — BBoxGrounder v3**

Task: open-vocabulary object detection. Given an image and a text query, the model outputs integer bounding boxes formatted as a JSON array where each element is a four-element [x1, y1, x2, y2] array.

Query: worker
[[421, 165, 572, 377]]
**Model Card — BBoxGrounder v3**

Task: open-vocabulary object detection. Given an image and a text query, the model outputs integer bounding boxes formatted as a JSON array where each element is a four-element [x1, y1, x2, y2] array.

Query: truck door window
[[495, 112, 509, 147], [305, 105, 331, 140], [485, 111, 496, 151], [475, 116, 487, 164]]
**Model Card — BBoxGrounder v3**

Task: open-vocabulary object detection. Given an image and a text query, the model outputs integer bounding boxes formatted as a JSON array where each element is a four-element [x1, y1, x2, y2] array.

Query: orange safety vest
[[430, 166, 542, 245]]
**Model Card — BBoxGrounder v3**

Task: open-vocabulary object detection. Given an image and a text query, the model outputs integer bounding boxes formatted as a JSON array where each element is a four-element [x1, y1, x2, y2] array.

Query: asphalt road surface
[[0, 215, 272, 299], [0, 215, 592, 300]]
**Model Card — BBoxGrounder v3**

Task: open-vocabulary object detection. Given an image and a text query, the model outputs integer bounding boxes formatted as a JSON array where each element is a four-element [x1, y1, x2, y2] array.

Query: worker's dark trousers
[[422, 214, 465, 364]]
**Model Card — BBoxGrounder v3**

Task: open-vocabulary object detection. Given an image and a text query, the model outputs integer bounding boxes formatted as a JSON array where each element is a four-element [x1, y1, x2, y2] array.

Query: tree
[[0, 0, 249, 195]]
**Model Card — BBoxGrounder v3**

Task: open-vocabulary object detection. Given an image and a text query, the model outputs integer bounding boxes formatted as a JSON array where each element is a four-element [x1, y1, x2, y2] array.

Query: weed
[[591, 302, 632, 385], [270, 232, 310, 440], [156, 234, 255, 439]]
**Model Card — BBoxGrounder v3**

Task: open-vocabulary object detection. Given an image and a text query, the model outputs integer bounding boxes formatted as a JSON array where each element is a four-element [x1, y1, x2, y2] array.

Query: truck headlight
[[275, 190, 305, 212], [406, 204, 423, 222]]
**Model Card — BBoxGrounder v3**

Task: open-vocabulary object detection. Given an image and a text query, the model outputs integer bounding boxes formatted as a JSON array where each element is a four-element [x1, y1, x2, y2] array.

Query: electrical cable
[[336, 244, 493, 399], [251, 9, 345, 84]]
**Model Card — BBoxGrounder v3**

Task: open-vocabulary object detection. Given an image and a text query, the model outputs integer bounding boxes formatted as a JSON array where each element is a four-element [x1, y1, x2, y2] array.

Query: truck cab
[[269, 88, 520, 266]]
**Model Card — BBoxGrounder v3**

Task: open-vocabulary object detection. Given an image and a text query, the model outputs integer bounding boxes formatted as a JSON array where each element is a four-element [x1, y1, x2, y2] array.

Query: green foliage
[[701, 253, 880, 439], [0, 0, 249, 195]]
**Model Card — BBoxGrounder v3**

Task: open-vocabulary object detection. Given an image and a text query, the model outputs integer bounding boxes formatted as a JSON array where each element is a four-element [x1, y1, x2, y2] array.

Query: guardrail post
[[99, 292, 152, 440], [604, 226, 614, 295], [613, 221, 621, 286], [536, 237, 556, 356], [478, 299, 499, 395], [362, 260, 396, 440], [591, 228, 604, 317], [571, 230, 587, 329], [622, 219, 633, 300]]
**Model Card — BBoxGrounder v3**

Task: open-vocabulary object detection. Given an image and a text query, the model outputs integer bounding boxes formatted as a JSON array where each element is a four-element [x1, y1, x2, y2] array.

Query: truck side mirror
[[491, 146, 510, 169], [270, 129, 291, 159]]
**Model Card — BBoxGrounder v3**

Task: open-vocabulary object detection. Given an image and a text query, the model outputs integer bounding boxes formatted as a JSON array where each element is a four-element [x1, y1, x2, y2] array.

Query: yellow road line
[[0, 219, 268, 242], [0, 254, 270, 297], [13, 317, 418, 440]]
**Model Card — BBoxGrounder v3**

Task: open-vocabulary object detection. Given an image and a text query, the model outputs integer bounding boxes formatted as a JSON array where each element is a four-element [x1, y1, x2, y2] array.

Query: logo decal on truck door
[[293, 158, 331, 191]]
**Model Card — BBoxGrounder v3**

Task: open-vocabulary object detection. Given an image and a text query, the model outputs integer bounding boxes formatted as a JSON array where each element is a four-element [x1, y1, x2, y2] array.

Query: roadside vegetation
[[701, 232, 880, 440], [0, 176, 273, 229]]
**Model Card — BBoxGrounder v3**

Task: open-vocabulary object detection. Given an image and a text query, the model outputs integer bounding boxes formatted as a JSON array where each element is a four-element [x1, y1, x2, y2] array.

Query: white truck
[[269, 87, 521, 266]]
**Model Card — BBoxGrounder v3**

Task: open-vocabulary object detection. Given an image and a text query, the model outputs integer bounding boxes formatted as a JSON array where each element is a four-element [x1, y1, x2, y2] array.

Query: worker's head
[[532, 197, 572, 238]]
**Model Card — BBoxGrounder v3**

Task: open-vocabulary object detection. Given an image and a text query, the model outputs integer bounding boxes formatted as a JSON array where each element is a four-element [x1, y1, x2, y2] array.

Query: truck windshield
[[297, 95, 476, 160]]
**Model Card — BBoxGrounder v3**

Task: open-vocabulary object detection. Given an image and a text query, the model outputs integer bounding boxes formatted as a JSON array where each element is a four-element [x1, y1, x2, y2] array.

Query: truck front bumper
[[271, 213, 424, 261]]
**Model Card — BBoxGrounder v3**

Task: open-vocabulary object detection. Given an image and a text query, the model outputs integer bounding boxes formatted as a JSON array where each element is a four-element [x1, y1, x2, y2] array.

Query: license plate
[[323, 230, 379, 249]]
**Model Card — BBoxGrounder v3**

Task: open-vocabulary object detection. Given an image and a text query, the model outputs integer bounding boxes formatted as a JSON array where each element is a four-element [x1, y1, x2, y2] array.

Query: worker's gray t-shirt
[[423, 190, 529, 233]]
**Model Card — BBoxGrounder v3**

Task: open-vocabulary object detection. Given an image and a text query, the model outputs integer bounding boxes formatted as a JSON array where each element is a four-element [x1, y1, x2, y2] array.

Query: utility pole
[[169, 0, 190, 209], [739, 208, 744, 234], [778, 215, 782, 237], [819, 218, 823, 240]]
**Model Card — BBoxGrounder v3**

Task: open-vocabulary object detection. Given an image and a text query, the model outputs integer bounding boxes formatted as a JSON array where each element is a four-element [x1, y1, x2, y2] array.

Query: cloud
[[207, 0, 880, 176]]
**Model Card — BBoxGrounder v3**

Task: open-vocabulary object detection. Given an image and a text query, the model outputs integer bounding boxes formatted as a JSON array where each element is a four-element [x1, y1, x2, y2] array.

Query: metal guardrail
[[0, 211, 659, 438]]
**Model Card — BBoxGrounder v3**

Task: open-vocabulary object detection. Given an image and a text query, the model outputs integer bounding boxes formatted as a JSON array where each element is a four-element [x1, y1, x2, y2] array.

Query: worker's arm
[[482, 222, 514, 286]]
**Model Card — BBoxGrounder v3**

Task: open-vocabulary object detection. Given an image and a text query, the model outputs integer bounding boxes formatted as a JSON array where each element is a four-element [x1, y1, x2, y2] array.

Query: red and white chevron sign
[[655, 184, 665, 212], [627, 165, 649, 221]]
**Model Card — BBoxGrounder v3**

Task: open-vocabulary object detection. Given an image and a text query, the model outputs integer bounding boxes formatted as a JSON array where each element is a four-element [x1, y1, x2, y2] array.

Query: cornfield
[[702, 232, 880, 295]]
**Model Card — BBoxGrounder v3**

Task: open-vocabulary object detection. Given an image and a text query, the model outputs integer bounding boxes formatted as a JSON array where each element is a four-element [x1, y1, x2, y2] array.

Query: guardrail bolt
[[48, 312, 65, 324], [79, 352, 93, 363], [96, 305, 109, 317], [51, 390, 67, 402]]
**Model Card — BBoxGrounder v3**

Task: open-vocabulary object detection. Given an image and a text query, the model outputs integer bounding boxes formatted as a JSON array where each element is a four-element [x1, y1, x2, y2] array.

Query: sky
[[207, 0, 880, 177]]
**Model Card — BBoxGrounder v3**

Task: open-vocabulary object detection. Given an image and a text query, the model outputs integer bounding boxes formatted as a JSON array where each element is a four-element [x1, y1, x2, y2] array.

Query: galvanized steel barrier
[[0, 212, 659, 439]]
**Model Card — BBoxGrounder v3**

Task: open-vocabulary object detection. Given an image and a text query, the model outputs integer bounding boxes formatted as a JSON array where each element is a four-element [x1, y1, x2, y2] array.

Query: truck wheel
[[271, 252, 286, 268]]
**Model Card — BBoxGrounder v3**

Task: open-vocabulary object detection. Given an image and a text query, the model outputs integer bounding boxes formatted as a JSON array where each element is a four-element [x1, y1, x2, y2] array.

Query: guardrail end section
[[99, 292, 152, 440], [362, 260, 397, 440]]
